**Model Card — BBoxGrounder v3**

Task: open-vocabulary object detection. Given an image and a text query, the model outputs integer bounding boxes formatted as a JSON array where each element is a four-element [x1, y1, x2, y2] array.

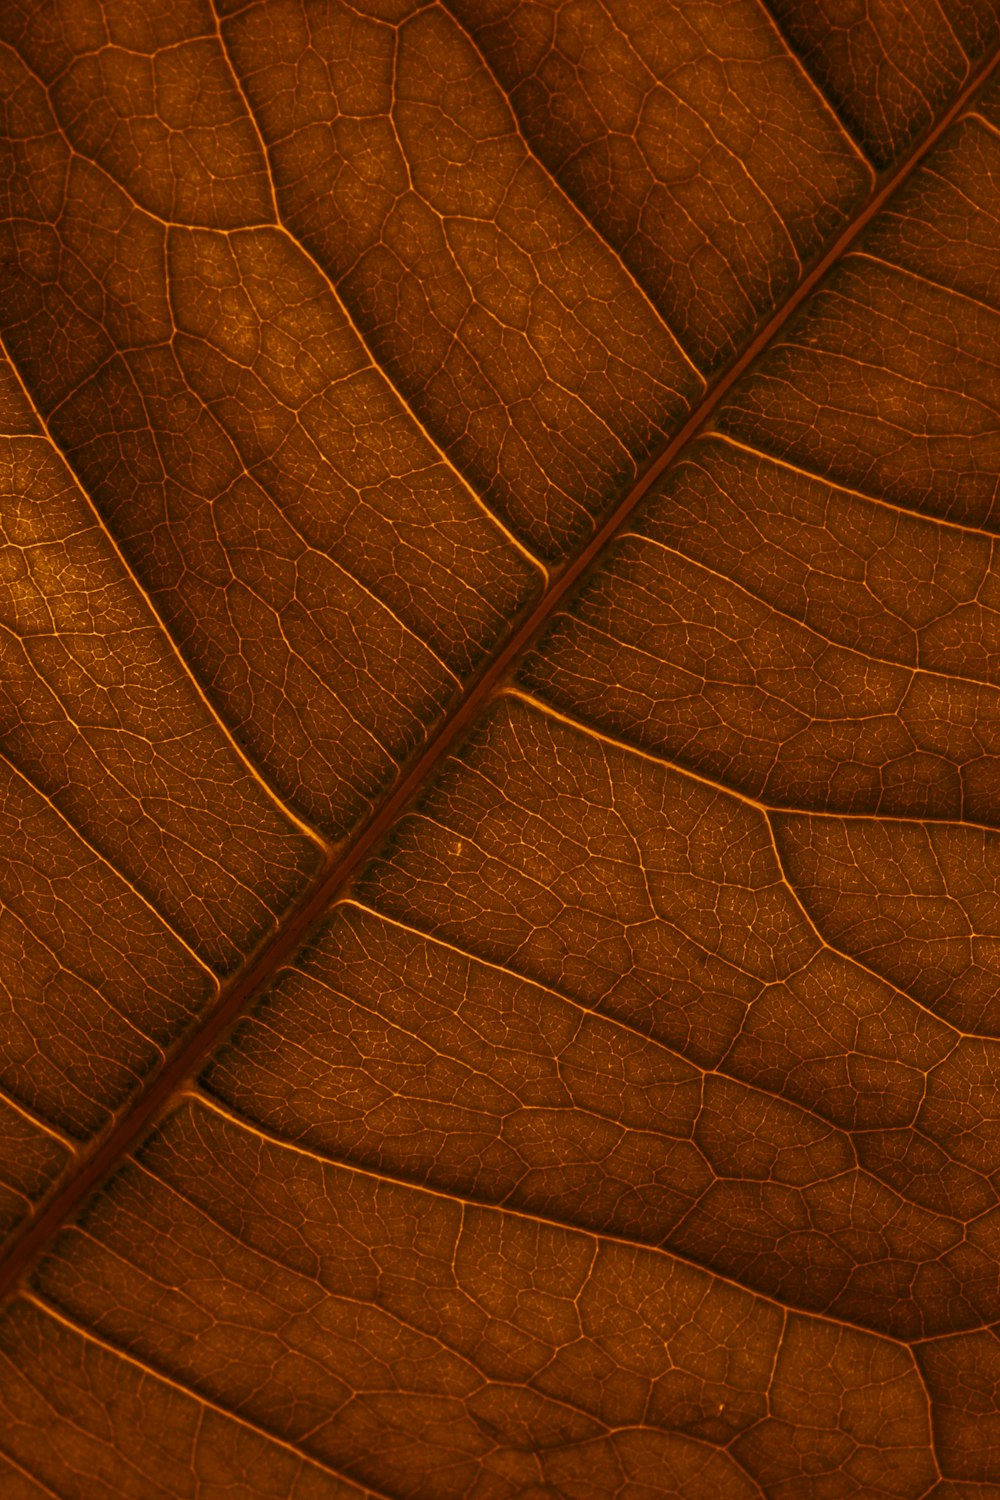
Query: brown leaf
[[1, 1, 999, 1494]]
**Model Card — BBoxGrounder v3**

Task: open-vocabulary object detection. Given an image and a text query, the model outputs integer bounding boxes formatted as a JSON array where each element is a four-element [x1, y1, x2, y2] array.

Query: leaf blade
[[2, 3, 1000, 1492]]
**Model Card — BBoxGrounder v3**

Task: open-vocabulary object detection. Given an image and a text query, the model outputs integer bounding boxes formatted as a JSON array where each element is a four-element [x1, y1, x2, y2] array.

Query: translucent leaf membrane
[[0, 347, 317, 1243], [0, 27, 542, 840], [2, 1, 1000, 1495], [766, 0, 1000, 167], [443, 0, 873, 373], [0, 0, 882, 1248], [7, 1104, 936, 1499]]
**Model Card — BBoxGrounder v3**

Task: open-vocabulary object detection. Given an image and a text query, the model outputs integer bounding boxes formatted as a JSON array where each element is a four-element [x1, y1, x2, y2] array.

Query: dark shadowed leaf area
[[2, 1, 1000, 1495]]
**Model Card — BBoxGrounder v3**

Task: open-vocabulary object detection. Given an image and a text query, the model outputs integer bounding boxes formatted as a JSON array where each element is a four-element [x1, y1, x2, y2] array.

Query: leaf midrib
[[3, 44, 998, 1303]]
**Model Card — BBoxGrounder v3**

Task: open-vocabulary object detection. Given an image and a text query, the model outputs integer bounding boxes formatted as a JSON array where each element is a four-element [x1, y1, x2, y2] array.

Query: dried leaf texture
[[0, 346, 321, 1243], [2, 1, 1000, 1497], [0, 0, 887, 1248], [766, 0, 1000, 167], [441, 0, 872, 372]]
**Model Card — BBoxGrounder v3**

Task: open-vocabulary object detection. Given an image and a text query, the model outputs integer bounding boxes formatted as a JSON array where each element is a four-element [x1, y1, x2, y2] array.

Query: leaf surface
[[1, 1, 1000, 1494]]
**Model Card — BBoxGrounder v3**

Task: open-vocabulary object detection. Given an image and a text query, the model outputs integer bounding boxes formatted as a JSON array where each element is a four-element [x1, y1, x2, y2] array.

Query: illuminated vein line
[[302, 899, 993, 1170], [287, 899, 890, 1149], [0, 1084, 77, 1153], [268, 214, 547, 580], [23, 1260, 761, 1500], [210, 1, 549, 583], [1, 141, 473, 689], [0, 747, 216, 983], [14, 26, 546, 586], [967, 108, 1000, 142], [1, 44, 998, 1302], [253, 215, 557, 591], [705, 430, 1000, 539], [439, 1, 709, 388], [754, 1, 880, 178], [851, 247, 1000, 319], [99, 1155, 655, 1461], [504, 686, 1000, 836], [0, 341, 329, 859], [610, 529, 1000, 693], [15, 1293, 404, 1500], [365, 690, 981, 1048], [178, 1089, 929, 1350], [0, 1443, 64, 1500]]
